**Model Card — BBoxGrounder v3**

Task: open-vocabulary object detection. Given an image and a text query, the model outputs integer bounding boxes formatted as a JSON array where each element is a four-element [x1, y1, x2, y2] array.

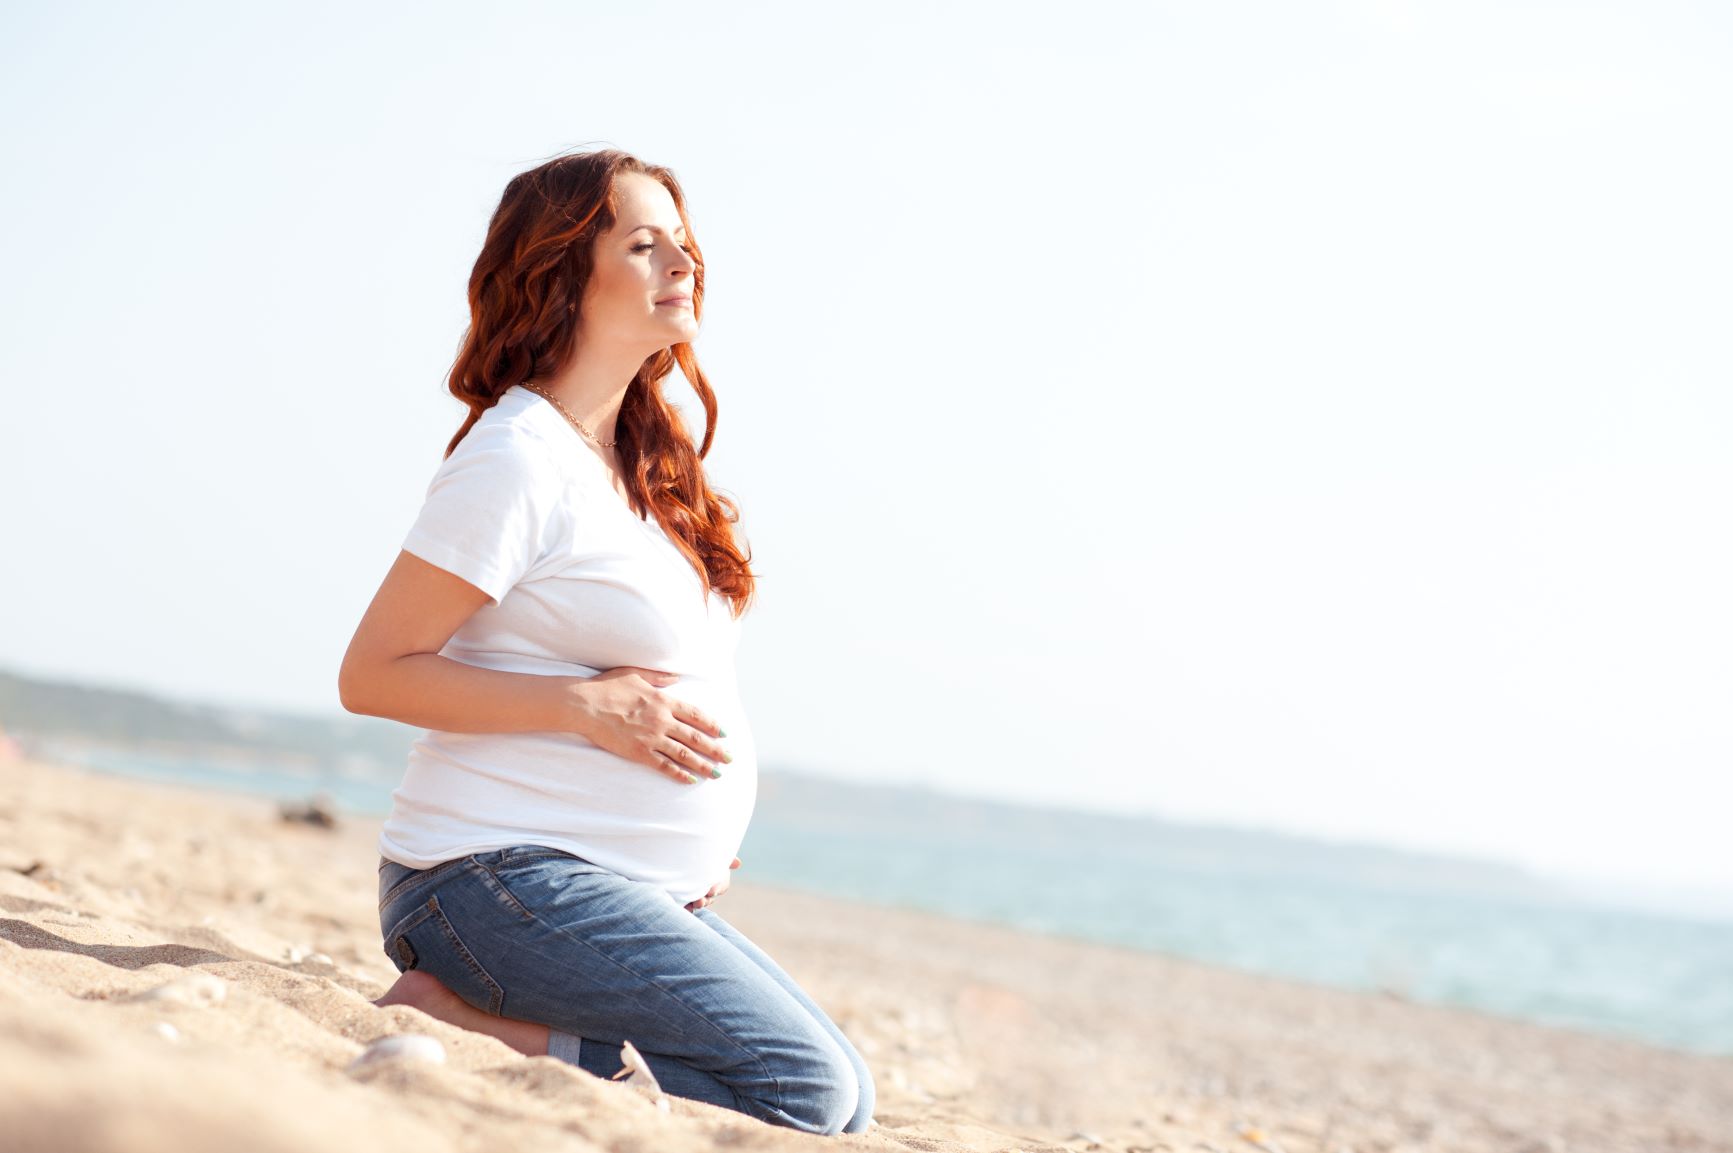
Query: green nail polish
[[710, 766, 723, 778], [719, 728, 728, 737]]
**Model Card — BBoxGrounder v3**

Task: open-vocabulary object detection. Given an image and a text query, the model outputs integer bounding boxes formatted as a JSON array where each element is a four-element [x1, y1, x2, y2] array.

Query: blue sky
[[2, 1, 1729, 910]]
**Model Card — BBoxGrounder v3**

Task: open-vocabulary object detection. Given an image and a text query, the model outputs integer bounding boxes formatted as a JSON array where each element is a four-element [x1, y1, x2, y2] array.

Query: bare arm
[[337, 550, 731, 783]]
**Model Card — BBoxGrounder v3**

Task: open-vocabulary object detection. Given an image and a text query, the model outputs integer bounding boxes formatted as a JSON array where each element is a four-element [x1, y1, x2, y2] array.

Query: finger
[[729, 857, 741, 869], [657, 739, 720, 780], [651, 749, 699, 785], [672, 721, 731, 767], [668, 699, 725, 739]]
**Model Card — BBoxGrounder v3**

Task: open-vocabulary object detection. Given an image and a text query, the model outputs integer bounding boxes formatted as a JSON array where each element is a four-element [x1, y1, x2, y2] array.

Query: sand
[[1, 754, 1727, 1153]]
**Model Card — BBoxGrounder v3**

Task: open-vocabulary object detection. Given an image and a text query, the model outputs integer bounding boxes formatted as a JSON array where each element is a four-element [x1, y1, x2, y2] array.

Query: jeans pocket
[[480, 848, 620, 923], [378, 855, 472, 917], [383, 892, 505, 1017]]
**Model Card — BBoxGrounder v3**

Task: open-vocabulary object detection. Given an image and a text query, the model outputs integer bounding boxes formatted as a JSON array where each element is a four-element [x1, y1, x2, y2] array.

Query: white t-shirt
[[376, 384, 757, 907]]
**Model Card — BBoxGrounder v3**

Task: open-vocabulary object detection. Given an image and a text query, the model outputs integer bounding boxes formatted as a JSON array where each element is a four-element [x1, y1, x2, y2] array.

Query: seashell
[[151, 1021, 181, 1042], [135, 973, 228, 1008], [347, 1032, 447, 1072], [610, 1039, 670, 1112]]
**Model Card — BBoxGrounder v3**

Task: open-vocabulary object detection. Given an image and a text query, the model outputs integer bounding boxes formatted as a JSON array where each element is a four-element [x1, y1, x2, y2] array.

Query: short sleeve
[[400, 422, 559, 605]]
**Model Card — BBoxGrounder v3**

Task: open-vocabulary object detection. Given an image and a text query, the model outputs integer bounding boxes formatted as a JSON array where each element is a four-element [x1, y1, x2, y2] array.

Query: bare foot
[[372, 969, 551, 1058]]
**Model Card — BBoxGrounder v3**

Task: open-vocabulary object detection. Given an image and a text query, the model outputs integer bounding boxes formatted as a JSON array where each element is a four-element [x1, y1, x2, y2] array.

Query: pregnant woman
[[337, 148, 874, 1136]]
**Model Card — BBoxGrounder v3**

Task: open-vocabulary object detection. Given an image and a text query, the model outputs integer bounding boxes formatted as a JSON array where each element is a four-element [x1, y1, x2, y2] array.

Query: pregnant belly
[[389, 721, 757, 902]]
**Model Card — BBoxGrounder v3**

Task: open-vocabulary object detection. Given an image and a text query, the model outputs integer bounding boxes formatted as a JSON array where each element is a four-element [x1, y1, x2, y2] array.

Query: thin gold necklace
[[521, 381, 618, 448]]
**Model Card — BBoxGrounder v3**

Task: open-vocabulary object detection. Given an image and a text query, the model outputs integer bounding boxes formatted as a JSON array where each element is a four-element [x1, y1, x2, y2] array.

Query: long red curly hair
[[442, 147, 756, 618]]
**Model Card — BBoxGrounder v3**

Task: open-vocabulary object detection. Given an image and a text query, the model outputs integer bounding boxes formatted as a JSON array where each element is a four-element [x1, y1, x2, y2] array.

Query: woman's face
[[579, 170, 700, 354]]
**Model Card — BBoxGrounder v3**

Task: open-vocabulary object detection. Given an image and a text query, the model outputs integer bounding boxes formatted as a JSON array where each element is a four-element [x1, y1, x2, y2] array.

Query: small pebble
[[348, 1033, 446, 1072], [134, 973, 227, 1008]]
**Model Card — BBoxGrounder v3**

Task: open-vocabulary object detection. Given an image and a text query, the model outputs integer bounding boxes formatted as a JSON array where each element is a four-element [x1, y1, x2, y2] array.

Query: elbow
[[336, 656, 373, 716]]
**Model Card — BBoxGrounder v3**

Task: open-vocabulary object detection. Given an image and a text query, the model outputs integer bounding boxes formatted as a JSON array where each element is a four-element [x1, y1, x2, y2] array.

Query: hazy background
[[3, 1, 1728, 909]]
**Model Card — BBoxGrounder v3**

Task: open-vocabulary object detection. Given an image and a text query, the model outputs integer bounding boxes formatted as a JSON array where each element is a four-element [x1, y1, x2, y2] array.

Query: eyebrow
[[630, 224, 687, 238]]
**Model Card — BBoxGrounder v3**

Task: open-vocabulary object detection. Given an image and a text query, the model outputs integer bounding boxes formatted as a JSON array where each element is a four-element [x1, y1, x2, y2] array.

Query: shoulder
[[446, 391, 567, 476]]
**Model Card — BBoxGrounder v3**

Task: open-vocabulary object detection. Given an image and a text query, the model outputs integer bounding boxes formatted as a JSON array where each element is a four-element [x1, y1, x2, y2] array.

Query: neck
[[534, 334, 653, 444]]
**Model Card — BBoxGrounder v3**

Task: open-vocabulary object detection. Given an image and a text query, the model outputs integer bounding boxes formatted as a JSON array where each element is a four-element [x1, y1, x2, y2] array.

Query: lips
[[656, 295, 693, 306]]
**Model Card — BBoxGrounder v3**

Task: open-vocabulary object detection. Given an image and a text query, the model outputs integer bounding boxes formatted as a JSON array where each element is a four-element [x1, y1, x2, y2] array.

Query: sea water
[[738, 813, 1733, 1058], [33, 743, 1733, 1059]]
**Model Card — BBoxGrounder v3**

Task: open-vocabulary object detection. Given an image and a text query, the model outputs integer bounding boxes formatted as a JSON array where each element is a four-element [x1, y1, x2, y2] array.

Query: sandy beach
[[1, 754, 1727, 1153]]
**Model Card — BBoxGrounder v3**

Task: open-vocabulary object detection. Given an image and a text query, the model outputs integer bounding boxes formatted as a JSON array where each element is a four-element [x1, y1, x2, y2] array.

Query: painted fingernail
[[718, 728, 727, 737], [709, 766, 723, 778], [721, 751, 733, 764]]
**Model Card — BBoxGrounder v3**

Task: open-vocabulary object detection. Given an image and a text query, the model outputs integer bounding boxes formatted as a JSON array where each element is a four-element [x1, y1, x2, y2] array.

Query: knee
[[762, 1036, 860, 1136], [841, 1059, 877, 1134]]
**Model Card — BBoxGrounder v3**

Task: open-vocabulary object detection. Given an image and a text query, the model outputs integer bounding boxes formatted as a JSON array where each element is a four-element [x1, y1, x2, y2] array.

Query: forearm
[[340, 652, 592, 737]]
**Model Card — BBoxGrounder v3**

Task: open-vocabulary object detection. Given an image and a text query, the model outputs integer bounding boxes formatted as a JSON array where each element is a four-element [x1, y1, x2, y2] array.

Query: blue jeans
[[377, 845, 875, 1135]]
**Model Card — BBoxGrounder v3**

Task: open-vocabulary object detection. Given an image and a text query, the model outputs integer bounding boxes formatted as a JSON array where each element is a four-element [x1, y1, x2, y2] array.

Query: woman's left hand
[[685, 856, 742, 912]]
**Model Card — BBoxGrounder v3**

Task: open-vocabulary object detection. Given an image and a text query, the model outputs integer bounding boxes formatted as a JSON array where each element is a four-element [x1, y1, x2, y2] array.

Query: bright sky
[[3, 2, 1728, 906]]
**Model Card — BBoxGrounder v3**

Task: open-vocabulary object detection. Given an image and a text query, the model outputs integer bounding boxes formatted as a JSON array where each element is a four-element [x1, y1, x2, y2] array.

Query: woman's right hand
[[569, 666, 731, 785]]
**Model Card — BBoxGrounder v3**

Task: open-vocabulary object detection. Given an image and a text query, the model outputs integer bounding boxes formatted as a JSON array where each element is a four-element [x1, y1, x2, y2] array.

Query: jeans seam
[[492, 865, 784, 1115]]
